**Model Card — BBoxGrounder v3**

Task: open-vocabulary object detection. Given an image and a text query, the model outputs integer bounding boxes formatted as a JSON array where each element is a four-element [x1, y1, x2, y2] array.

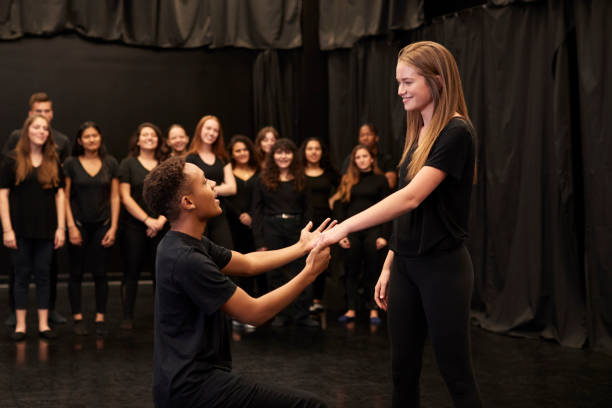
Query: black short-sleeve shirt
[[390, 117, 475, 257], [64, 155, 119, 224], [305, 170, 339, 222], [118, 157, 158, 226], [153, 231, 236, 406], [0, 155, 65, 240]]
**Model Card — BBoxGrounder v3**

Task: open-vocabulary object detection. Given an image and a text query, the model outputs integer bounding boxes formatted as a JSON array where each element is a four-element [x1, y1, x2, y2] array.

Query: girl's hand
[[68, 225, 82, 246], [375, 237, 387, 250], [101, 227, 117, 247], [54, 228, 65, 249], [339, 237, 350, 249], [374, 267, 391, 311], [3, 230, 17, 249], [239, 212, 252, 227]]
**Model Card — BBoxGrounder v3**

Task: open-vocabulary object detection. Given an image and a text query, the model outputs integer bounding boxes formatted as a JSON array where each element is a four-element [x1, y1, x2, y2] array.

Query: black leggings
[[120, 222, 163, 319], [343, 227, 382, 310], [388, 246, 482, 408], [68, 221, 110, 315], [12, 238, 53, 310]]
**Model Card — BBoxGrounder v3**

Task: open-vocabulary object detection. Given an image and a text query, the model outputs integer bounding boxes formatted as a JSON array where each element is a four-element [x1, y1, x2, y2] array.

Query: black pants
[[12, 238, 53, 310], [160, 369, 327, 408], [388, 246, 482, 408], [344, 227, 382, 311], [228, 215, 267, 296], [68, 221, 110, 315], [263, 215, 310, 320], [120, 222, 163, 319]]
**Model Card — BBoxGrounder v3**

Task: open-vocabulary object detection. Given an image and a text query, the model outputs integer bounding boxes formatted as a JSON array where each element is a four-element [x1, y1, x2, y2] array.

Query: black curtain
[[575, 0, 612, 353], [324, 1, 590, 349], [0, 0, 302, 49]]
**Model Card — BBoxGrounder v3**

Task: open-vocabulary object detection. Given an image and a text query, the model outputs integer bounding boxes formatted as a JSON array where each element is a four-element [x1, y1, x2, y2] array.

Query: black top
[[64, 156, 119, 224], [185, 153, 225, 185], [0, 155, 64, 240], [341, 150, 395, 175], [304, 170, 339, 222], [153, 231, 236, 406], [251, 176, 305, 248], [118, 157, 159, 226], [224, 173, 257, 221], [390, 117, 476, 257], [3, 128, 71, 163], [337, 171, 391, 239]]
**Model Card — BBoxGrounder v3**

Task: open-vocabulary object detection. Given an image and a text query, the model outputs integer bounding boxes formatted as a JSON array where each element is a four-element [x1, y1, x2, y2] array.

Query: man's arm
[[221, 244, 330, 326], [221, 218, 335, 277]]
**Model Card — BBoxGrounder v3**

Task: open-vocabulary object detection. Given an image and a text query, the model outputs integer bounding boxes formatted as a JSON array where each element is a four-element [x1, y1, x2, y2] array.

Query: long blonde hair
[[335, 145, 382, 203], [15, 115, 59, 188], [398, 41, 472, 180]]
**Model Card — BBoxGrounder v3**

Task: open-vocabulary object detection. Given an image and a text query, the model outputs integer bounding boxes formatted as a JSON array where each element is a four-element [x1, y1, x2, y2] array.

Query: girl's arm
[[64, 177, 82, 246], [321, 166, 447, 244], [214, 163, 237, 196], [101, 178, 120, 247], [119, 182, 158, 232], [0, 188, 16, 249], [54, 188, 66, 249]]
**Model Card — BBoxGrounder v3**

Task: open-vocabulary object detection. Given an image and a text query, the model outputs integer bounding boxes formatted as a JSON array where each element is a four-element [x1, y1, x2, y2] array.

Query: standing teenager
[[253, 126, 279, 167], [320, 41, 482, 407], [0, 115, 65, 340]]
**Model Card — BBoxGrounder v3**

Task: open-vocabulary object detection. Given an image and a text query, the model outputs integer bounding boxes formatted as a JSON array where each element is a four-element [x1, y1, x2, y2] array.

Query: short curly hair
[[143, 157, 190, 222]]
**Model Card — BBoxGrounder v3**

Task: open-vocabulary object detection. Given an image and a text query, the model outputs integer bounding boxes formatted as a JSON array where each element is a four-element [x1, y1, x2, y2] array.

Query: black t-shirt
[[251, 176, 306, 248], [304, 170, 339, 222], [0, 155, 65, 240], [185, 153, 226, 185], [118, 157, 159, 226], [64, 155, 119, 224], [153, 231, 236, 406], [390, 117, 475, 257], [3, 128, 71, 163]]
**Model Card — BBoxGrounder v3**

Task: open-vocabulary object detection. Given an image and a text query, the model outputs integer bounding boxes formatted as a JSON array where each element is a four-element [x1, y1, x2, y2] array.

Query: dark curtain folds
[[575, 0, 612, 354], [326, 1, 588, 348], [0, 0, 302, 49], [318, 0, 423, 50]]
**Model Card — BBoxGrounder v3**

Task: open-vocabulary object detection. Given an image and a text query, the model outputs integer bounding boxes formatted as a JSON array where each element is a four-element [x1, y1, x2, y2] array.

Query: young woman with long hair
[[64, 121, 120, 336], [118, 122, 168, 329], [186, 115, 236, 248], [0, 114, 65, 340], [330, 145, 390, 325], [252, 138, 318, 327], [165, 124, 189, 157], [320, 41, 482, 407], [299, 137, 339, 313], [253, 125, 279, 166]]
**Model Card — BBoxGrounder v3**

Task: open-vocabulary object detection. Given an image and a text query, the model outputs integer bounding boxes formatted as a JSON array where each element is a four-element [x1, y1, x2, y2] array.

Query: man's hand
[[298, 218, 337, 253]]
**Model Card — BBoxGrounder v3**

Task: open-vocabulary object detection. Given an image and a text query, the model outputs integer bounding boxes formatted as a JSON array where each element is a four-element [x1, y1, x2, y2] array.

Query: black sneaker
[[95, 321, 108, 336], [49, 310, 67, 324], [73, 320, 88, 336], [39, 329, 57, 339]]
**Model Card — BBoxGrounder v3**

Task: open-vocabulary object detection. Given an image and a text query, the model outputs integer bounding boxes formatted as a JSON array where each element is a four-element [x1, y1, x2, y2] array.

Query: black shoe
[[4, 313, 16, 327], [39, 329, 57, 339], [120, 319, 134, 330], [49, 311, 67, 324], [271, 316, 288, 327], [95, 322, 108, 336], [296, 317, 320, 328], [11, 331, 26, 341], [73, 320, 88, 336]]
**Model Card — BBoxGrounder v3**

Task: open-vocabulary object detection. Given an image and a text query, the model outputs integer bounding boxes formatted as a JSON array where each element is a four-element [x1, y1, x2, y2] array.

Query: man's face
[[358, 125, 378, 149], [183, 163, 222, 220], [29, 101, 54, 123]]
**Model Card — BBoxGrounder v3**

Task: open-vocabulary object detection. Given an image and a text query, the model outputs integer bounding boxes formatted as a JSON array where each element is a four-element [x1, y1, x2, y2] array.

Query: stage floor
[[0, 283, 610, 407]]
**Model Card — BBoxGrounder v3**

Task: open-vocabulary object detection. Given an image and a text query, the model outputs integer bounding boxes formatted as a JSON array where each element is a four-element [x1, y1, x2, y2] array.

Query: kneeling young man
[[143, 157, 331, 408]]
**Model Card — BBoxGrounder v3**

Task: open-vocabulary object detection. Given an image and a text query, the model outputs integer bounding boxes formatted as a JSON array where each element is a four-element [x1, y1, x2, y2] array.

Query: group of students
[[0, 92, 397, 339]]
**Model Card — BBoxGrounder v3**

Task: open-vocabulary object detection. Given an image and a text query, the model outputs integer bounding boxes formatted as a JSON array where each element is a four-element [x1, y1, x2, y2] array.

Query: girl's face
[[28, 117, 50, 148], [396, 61, 434, 113], [167, 126, 189, 154], [354, 148, 374, 172], [260, 132, 276, 153], [200, 119, 220, 145], [231, 141, 250, 165], [304, 140, 322, 166], [138, 126, 159, 152], [273, 148, 293, 170], [79, 127, 102, 153]]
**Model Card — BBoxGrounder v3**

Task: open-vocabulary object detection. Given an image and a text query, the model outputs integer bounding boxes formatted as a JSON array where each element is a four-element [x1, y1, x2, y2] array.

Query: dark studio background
[[0, 0, 610, 355]]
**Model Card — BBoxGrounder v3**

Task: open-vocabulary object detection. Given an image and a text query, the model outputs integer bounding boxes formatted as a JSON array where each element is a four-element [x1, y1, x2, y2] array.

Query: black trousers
[[388, 245, 482, 408], [68, 221, 110, 315], [227, 215, 267, 296], [12, 238, 53, 310], [120, 222, 163, 319], [343, 227, 382, 311], [263, 215, 310, 320], [159, 369, 327, 408]]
